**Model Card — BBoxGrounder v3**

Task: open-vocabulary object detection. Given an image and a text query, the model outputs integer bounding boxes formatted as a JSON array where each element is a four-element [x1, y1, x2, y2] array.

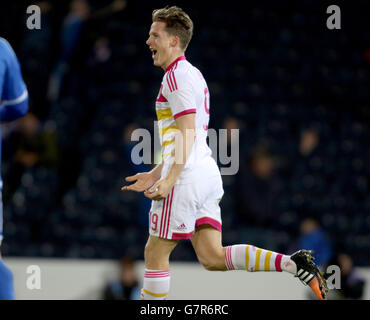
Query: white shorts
[[148, 174, 224, 240]]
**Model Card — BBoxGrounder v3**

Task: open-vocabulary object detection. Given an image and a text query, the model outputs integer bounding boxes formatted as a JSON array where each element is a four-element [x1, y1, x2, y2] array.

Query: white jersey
[[155, 56, 220, 184]]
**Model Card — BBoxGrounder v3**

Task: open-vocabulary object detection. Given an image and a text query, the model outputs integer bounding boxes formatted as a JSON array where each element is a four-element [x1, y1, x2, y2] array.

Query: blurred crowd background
[[1, 0, 370, 298]]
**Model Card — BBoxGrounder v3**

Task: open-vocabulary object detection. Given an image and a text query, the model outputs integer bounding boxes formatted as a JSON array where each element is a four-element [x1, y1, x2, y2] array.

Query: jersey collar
[[165, 56, 186, 73]]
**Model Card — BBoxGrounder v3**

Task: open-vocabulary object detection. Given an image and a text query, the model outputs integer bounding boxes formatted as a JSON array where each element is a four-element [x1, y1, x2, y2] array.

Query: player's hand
[[121, 172, 157, 192], [144, 178, 173, 201]]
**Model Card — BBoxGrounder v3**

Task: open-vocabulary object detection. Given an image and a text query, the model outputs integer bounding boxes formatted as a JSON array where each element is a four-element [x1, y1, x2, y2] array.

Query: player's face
[[146, 22, 174, 70]]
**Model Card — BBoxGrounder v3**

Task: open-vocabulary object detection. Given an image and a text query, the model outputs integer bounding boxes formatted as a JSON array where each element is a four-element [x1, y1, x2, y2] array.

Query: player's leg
[[141, 182, 198, 300], [0, 194, 15, 300], [141, 235, 178, 300], [192, 174, 328, 300], [190, 225, 226, 271], [191, 225, 328, 300], [141, 185, 188, 300], [191, 225, 296, 273], [144, 235, 179, 270]]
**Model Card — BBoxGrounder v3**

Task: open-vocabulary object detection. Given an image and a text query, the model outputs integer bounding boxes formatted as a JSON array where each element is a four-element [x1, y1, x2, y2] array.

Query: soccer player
[[0, 37, 29, 299], [122, 6, 328, 300]]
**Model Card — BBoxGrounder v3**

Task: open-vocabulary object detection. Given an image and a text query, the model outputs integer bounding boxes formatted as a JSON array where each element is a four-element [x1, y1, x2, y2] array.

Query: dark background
[[1, 0, 370, 269]]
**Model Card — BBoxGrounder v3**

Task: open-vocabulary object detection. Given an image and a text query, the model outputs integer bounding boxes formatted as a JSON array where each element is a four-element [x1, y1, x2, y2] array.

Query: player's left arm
[[167, 113, 196, 183], [0, 39, 29, 122], [144, 113, 196, 201], [0, 91, 29, 122], [144, 67, 196, 200]]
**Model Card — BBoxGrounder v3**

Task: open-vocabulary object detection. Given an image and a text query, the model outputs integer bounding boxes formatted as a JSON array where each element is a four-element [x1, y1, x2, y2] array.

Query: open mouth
[[152, 49, 157, 58]]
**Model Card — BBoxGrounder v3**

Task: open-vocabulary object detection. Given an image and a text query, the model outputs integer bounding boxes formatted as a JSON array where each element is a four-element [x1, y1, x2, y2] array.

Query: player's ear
[[170, 35, 180, 48]]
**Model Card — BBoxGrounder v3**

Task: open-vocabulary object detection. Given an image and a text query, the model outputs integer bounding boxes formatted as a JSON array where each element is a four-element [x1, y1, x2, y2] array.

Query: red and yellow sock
[[225, 244, 297, 274]]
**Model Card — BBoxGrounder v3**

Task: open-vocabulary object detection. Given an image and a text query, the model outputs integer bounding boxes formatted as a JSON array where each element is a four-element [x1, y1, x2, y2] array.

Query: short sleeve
[[163, 69, 196, 119]]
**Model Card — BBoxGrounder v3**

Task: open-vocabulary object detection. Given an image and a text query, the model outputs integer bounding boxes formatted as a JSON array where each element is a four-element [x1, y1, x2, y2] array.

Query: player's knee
[[144, 240, 156, 263], [144, 237, 178, 270], [200, 259, 218, 271], [197, 251, 225, 271]]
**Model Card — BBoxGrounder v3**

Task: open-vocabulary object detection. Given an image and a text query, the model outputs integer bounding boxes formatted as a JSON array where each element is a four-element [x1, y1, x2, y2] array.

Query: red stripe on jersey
[[172, 62, 178, 90], [166, 73, 173, 92], [169, 70, 176, 92], [166, 59, 181, 92], [156, 93, 168, 102], [156, 84, 168, 102], [171, 70, 177, 91], [165, 56, 186, 73], [173, 108, 196, 119]]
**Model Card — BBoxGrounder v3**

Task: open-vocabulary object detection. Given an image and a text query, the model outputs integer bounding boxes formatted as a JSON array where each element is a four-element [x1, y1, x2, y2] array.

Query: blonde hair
[[152, 6, 193, 50]]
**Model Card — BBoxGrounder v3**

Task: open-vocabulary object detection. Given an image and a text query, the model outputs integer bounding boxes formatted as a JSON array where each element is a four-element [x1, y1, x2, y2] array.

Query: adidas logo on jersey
[[176, 223, 186, 230]]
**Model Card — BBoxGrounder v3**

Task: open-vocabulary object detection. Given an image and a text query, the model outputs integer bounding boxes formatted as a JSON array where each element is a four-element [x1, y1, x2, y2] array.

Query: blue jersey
[[0, 37, 29, 187], [0, 37, 28, 242]]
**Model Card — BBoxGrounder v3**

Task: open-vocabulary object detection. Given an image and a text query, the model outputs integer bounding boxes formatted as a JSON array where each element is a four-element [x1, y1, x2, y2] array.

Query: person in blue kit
[[298, 217, 332, 269], [0, 37, 29, 299]]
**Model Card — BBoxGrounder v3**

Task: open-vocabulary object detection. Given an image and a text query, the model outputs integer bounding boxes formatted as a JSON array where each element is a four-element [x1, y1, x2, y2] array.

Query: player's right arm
[[0, 38, 28, 122], [121, 160, 163, 192]]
